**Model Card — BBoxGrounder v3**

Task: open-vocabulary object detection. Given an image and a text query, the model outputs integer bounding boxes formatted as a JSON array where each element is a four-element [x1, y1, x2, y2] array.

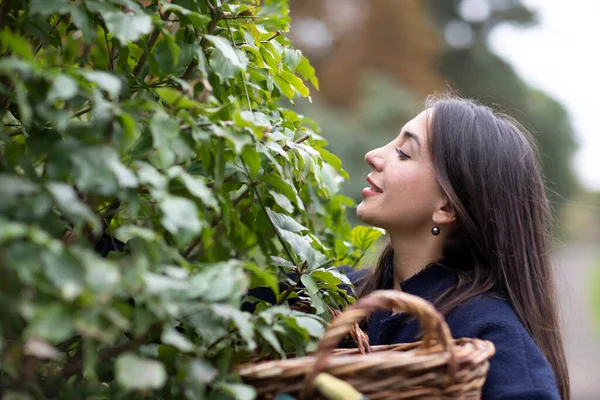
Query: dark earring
[[431, 226, 440, 236]]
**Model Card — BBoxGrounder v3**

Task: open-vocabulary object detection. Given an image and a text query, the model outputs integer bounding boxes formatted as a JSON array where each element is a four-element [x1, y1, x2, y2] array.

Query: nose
[[365, 147, 383, 171]]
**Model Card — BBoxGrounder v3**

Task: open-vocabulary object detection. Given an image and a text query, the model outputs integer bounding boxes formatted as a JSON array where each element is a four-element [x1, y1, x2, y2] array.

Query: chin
[[356, 203, 383, 228]]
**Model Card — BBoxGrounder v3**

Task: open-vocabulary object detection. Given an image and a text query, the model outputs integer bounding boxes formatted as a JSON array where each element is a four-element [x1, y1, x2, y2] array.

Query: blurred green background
[[286, 1, 600, 398]]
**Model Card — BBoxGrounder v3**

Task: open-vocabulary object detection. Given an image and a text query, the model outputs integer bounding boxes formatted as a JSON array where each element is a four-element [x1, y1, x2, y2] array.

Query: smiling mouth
[[366, 177, 383, 192]]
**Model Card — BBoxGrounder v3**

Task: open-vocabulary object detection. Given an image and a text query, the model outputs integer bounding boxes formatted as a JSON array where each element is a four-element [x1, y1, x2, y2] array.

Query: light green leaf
[[269, 190, 294, 214], [204, 34, 248, 71], [82, 71, 122, 99], [87, 2, 153, 45], [351, 225, 385, 251], [115, 353, 167, 390], [168, 166, 219, 210], [46, 183, 101, 231], [267, 208, 306, 233], [257, 325, 284, 357], [317, 147, 348, 179], [292, 313, 325, 338], [161, 328, 194, 352], [301, 274, 318, 295], [159, 195, 203, 235], [279, 70, 310, 97], [297, 55, 319, 89], [0, 28, 34, 60], [30, 0, 71, 16], [188, 360, 218, 384], [27, 304, 75, 342], [278, 229, 326, 270], [211, 304, 256, 350], [47, 74, 79, 102], [245, 262, 279, 295], [217, 383, 256, 400], [70, 5, 96, 44], [0, 174, 38, 199]]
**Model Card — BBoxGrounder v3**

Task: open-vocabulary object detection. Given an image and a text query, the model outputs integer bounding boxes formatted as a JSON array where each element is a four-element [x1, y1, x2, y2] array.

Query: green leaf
[[70, 5, 96, 45], [351, 225, 385, 251], [317, 147, 348, 179], [161, 328, 194, 352], [0, 27, 34, 61], [87, 2, 153, 45], [216, 383, 256, 400], [168, 166, 219, 210], [292, 312, 325, 338], [266, 208, 306, 233], [82, 71, 122, 99], [301, 274, 318, 295], [27, 304, 75, 342], [278, 229, 325, 270], [269, 190, 294, 214], [71, 146, 137, 195], [47, 74, 79, 102], [311, 268, 351, 286], [211, 304, 256, 351], [241, 144, 261, 179], [257, 325, 284, 357], [279, 70, 310, 97], [115, 353, 167, 390], [30, 0, 70, 16], [204, 35, 248, 71], [46, 182, 101, 231], [245, 262, 279, 295], [297, 56, 319, 89], [159, 195, 203, 236], [188, 360, 218, 384]]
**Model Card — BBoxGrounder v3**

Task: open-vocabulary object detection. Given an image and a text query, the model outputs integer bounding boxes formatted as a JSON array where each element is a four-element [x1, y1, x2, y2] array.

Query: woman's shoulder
[[447, 294, 560, 400]]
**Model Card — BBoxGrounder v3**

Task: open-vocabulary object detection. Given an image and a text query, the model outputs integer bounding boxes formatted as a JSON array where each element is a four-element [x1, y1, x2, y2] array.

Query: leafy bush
[[0, 0, 384, 398]]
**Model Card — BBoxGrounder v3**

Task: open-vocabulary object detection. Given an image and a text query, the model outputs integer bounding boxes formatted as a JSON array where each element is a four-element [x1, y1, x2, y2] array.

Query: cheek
[[388, 167, 439, 212]]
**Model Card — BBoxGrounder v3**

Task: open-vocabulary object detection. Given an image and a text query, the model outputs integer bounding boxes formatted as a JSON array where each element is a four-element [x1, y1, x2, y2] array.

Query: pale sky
[[488, 0, 600, 191]]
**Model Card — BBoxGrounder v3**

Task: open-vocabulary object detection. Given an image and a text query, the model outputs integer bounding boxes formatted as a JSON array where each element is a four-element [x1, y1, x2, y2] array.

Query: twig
[[72, 105, 91, 119], [276, 261, 307, 305], [61, 324, 160, 378], [133, 11, 172, 77], [264, 30, 283, 42], [183, 0, 220, 81], [101, 200, 121, 232]]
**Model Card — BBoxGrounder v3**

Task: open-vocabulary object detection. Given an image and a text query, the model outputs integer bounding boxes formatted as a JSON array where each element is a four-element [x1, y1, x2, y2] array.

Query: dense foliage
[[0, 0, 383, 398]]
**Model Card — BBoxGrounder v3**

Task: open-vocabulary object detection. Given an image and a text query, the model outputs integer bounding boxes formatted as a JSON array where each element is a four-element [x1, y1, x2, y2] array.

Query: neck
[[389, 230, 445, 289]]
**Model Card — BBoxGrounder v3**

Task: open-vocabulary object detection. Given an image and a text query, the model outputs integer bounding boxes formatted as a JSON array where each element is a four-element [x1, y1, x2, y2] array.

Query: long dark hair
[[357, 95, 570, 399]]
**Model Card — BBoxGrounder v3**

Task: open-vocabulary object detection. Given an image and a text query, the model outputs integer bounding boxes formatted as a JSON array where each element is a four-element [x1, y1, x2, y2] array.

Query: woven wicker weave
[[237, 290, 495, 399]]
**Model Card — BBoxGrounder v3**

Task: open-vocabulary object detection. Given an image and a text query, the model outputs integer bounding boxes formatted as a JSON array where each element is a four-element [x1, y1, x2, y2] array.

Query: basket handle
[[304, 290, 457, 398]]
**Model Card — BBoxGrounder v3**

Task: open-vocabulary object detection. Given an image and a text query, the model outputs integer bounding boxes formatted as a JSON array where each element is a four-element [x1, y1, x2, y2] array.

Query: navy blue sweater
[[347, 256, 561, 400]]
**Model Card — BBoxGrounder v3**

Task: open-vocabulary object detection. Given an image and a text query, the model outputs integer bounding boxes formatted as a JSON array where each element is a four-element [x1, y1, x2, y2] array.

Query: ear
[[432, 192, 456, 225]]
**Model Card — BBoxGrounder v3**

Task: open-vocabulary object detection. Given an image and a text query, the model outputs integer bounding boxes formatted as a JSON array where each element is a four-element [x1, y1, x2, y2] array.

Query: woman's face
[[356, 109, 445, 234]]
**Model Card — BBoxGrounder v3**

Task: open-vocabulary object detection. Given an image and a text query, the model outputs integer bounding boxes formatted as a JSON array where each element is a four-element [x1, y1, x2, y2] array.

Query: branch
[[72, 105, 91, 119], [133, 11, 172, 77], [61, 324, 160, 378], [276, 261, 307, 305], [183, 1, 220, 81], [264, 30, 283, 42]]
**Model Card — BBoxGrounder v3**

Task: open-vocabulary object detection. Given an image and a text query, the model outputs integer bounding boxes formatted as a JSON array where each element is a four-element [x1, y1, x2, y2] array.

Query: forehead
[[398, 109, 431, 140]]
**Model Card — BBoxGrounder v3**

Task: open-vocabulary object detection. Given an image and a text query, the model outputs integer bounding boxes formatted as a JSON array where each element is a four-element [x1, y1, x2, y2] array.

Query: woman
[[350, 95, 569, 399]]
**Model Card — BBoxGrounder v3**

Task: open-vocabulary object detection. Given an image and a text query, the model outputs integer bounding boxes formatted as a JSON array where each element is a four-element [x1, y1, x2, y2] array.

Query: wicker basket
[[237, 290, 495, 399]]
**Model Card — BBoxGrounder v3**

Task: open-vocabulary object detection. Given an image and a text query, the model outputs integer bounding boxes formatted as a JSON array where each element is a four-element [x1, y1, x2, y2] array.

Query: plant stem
[[133, 11, 172, 77]]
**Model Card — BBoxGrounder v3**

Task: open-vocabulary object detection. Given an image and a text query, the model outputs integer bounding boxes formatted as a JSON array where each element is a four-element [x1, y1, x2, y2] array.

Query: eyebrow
[[399, 130, 421, 149]]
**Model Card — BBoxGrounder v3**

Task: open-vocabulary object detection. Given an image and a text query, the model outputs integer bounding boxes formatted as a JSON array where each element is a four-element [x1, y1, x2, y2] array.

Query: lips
[[366, 176, 383, 193]]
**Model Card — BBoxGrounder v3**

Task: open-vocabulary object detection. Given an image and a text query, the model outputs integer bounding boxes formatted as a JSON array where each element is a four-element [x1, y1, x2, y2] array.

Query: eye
[[395, 147, 411, 160]]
